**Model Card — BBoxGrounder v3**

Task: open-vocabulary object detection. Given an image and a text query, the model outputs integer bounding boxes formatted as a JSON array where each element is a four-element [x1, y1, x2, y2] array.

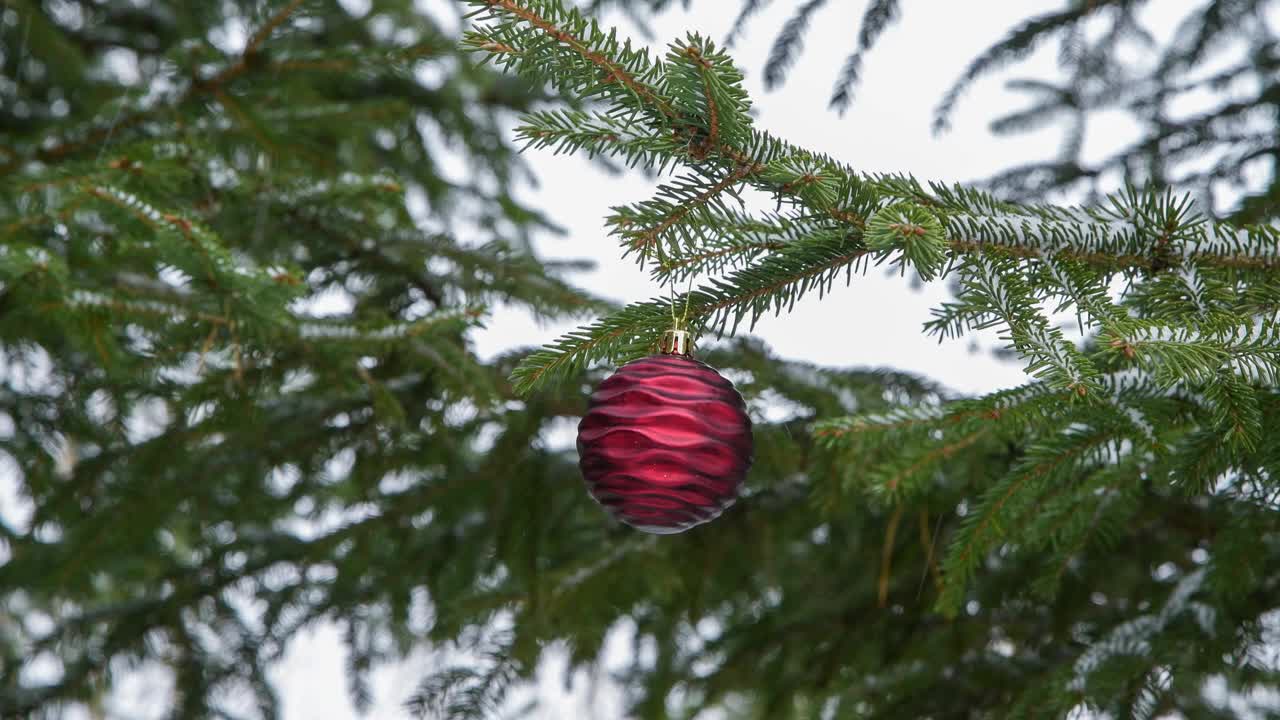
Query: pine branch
[[3, 0, 316, 173], [865, 201, 947, 280], [937, 423, 1121, 615], [868, 428, 989, 501], [1028, 460, 1143, 599], [464, 0, 677, 122], [473, 1, 1280, 278], [724, 0, 772, 47], [507, 297, 672, 394], [516, 109, 686, 171], [1103, 313, 1280, 387], [960, 253, 1101, 393], [652, 237, 787, 283], [686, 229, 865, 334], [829, 0, 901, 112], [611, 166, 755, 263], [933, 3, 1110, 133], [816, 379, 1067, 443], [664, 35, 753, 151], [467, 1, 860, 215], [813, 405, 947, 442], [510, 230, 869, 394], [938, 189, 1280, 271], [82, 184, 297, 302], [1, 0, 619, 716], [475, 0, 1280, 408], [763, 0, 829, 90]]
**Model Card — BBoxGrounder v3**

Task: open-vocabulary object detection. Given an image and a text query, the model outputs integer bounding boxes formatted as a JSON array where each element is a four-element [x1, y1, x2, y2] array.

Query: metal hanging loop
[[660, 281, 694, 356]]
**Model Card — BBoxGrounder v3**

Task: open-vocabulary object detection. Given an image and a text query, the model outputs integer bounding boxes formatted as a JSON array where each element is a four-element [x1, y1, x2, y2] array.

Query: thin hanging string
[[669, 277, 694, 331]]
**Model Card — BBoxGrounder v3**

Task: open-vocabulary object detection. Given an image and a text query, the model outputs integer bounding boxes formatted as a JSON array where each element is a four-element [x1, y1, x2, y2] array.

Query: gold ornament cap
[[660, 329, 693, 356]]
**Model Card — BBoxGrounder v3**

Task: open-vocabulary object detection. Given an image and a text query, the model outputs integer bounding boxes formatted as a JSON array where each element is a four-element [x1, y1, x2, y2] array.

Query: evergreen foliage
[[725, 0, 1280, 223], [0, 1, 608, 716], [463, 0, 1280, 716], [5, 1, 1280, 719]]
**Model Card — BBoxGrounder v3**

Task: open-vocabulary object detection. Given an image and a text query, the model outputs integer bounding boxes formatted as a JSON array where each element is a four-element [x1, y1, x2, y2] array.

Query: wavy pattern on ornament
[[577, 355, 753, 534]]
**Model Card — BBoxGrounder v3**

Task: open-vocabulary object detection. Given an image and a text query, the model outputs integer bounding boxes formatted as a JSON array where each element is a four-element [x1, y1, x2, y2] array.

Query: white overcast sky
[[87, 0, 1248, 717]]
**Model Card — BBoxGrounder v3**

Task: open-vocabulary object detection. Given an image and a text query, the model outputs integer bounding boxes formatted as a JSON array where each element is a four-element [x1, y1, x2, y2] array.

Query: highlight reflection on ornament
[[576, 331, 753, 534]]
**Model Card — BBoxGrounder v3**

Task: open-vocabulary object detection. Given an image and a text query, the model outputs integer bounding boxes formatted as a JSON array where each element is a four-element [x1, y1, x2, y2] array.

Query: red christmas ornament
[[577, 330, 753, 533]]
